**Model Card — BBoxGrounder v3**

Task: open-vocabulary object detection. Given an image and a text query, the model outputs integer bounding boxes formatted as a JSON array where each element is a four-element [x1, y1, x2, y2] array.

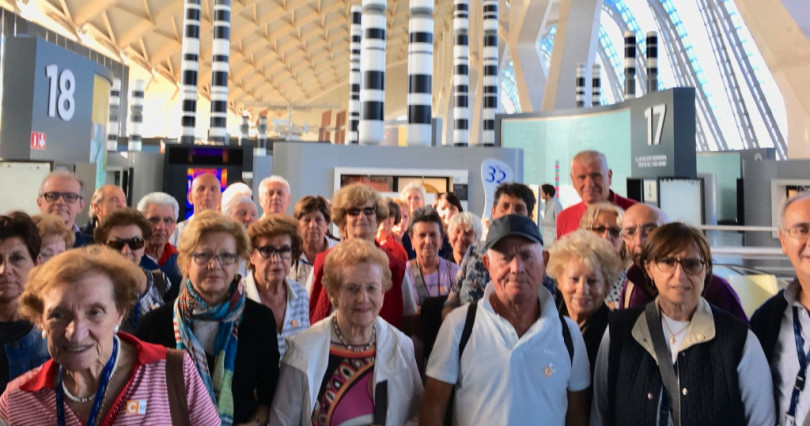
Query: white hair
[[40, 170, 84, 195], [448, 211, 483, 241], [780, 191, 810, 229], [137, 192, 179, 219], [399, 182, 426, 201], [259, 175, 290, 193], [223, 195, 257, 216], [222, 182, 252, 210]]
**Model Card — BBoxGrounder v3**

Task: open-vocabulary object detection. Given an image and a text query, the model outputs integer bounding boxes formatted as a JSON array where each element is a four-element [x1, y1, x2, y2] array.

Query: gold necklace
[[661, 317, 690, 344]]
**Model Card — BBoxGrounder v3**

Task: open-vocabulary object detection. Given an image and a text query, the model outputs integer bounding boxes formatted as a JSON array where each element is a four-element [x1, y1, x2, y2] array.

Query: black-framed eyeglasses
[[654, 257, 705, 275], [40, 192, 83, 204], [621, 223, 658, 241], [591, 225, 621, 238], [191, 251, 239, 266], [255, 244, 293, 260], [783, 223, 810, 241], [106, 237, 145, 251], [346, 206, 376, 217]]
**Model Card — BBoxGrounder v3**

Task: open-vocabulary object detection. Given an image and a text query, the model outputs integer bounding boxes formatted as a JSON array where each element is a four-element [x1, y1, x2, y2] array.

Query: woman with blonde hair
[[578, 202, 629, 309], [31, 214, 74, 264], [136, 210, 279, 425], [270, 238, 422, 425]]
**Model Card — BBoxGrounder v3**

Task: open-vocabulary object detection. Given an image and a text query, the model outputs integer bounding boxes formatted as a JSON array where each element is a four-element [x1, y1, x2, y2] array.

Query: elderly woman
[[269, 238, 422, 425], [31, 214, 74, 264], [591, 222, 774, 425], [376, 198, 408, 263], [400, 183, 427, 260], [578, 202, 628, 309], [446, 212, 482, 265], [136, 210, 279, 425], [406, 207, 459, 308], [391, 198, 411, 243], [224, 195, 259, 229], [0, 213, 49, 394], [546, 230, 623, 372], [94, 208, 172, 334], [291, 195, 339, 286], [0, 245, 218, 424], [243, 215, 309, 359], [309, 184, 406, 329]]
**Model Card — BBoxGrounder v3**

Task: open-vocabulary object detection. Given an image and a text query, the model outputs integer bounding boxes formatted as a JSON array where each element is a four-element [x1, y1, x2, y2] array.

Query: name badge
[[125, 400, 147, 415]]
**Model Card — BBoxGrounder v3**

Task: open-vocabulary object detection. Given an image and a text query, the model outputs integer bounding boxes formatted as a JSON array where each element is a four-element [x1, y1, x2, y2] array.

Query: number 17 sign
[[480, 158, 514, 220]]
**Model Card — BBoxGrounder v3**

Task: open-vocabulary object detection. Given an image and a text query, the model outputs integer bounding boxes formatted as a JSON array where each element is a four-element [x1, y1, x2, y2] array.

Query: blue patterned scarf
[[173, 278, 245, 426]]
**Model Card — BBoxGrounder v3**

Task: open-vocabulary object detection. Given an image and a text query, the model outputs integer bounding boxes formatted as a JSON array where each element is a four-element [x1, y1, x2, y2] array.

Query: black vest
[[750, 287, 790, 362], [606, 303, 748, 425]]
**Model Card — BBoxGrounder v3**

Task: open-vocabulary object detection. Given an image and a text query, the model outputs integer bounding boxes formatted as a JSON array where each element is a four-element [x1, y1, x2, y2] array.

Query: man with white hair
[[259, 175, 291, 216], [138, 192, 182, 299], [36, 170, 89, 247], [81, 184, 127, 237]]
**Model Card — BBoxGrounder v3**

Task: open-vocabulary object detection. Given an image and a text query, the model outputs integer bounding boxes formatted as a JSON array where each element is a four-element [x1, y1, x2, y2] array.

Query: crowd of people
[[0, 148, 805, 425]]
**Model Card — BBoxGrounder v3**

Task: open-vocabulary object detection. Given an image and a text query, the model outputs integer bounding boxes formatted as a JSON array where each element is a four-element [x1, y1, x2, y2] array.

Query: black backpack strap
[[559, 312, 574, 363], [151, 269, 167, 297], [458, 301, 478, 359], [373, 380, 388, 425]]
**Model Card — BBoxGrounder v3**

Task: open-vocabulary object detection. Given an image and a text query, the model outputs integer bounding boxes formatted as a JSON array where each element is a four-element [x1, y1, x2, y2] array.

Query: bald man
[[618, 203, 747, 321], [81, 185, 127, 237], [556, 150, 636, 239], [170, 173, 222, 246]]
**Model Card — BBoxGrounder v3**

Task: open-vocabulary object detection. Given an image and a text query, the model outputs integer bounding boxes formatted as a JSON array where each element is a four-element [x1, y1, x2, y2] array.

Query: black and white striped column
[[646, 31, 658, 93], [358, 0, 387, 145], [576, 63, 586, 107], [407, 0, 434, 147], [208, 0, 231, 144], [256, 115, 267, 155], [481, 0, 498, 146], [624, 30, 636, 100], [452, 0, 469, 147], [347, 5, 362, 144], [592, 64, 601, 106], [128, 80, 144, 152], [106, 78, 121, 151], [239, 114, 249, 146], [179, 0, 201, 145]]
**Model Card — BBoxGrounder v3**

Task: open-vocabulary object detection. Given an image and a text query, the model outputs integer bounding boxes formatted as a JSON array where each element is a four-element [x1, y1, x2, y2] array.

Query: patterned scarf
[[173, 278, 245, 426]]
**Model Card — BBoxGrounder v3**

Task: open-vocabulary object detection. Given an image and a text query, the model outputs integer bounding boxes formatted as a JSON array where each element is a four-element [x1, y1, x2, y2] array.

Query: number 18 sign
[[480, 158, 514, 220]]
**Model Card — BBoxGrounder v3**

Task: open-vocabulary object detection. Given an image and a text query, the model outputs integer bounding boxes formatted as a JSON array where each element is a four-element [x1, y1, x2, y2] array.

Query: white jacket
[[269, 314, 423, 425]]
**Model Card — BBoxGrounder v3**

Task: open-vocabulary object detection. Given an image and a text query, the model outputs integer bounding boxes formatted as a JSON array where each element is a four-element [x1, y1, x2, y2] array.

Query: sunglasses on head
[[106, 237, 145, 251], [346, 206, 376, 217]]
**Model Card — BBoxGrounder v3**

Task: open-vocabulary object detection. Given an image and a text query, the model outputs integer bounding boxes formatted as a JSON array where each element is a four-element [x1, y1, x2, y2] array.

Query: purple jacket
[[619, 264, 748, 322]]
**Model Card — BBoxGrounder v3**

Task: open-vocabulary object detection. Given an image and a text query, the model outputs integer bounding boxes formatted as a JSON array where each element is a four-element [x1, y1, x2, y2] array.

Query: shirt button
[[682, 388, 688, 396], [647, 392, 654, 400]]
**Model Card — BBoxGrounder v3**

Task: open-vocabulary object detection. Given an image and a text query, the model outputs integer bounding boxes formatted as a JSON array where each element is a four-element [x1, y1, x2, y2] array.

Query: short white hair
[[137, 192, 179, 219], [40, 170, 84, 195], [399, 182, 426, 201], [780, 191, 810, 229], [448, 212, 483, 241], [89, 185, 123, 217], [223, 195, 257, 216], [222, 182, 252, 210], [259, 175, 290, 194]]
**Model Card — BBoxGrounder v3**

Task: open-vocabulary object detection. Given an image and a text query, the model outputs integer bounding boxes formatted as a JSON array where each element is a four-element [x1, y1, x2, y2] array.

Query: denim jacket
[[6, 325, 49, 382]]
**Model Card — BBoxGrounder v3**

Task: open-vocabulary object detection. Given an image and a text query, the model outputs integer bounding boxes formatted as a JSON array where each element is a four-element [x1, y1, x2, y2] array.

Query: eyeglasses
[[147, 217, 176, 226], [106, 237, 145, 251], [654, 257, 705, 275], [346, 206, 376, 217], [591, 225, 621, 238], [783, 223, 810, 241], [255, 244, 293, 260], [621, 223, 658, 241], [191, 251, 239, 266], [40, 192, 83, 204]]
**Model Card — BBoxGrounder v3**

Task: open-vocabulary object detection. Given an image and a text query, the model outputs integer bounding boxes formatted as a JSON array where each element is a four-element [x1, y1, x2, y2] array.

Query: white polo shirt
[[427, 284, 590, 425]]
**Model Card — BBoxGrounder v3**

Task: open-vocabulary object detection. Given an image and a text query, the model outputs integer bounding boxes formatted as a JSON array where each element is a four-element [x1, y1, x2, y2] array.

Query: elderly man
[[556, 150, 636, 239], [137, 192, 183, 301], [443, 182, 555, 317], [421, 215, 590, 425], [81, 184, 127, 237], [36, 170, 89, 247], [258, 175, 291, 216], [752, 192, 810, 426], [170, 173, 222, 245], [619, 203, 747, 321]]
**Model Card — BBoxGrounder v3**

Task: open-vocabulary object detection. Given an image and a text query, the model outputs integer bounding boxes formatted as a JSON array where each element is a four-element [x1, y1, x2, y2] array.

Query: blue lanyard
[[787, 306, 810, 423], [129, 292, 142, 329], [56, 336, 119, 426]]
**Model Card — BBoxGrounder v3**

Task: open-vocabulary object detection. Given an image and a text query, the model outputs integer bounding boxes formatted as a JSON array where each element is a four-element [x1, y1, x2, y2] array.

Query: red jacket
[[309, 241, 405, 329], [556, 190, 637, 239]]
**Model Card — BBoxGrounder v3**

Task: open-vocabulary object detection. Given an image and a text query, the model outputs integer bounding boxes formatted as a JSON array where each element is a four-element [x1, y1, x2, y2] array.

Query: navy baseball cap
[[484, 214, 544, 250]]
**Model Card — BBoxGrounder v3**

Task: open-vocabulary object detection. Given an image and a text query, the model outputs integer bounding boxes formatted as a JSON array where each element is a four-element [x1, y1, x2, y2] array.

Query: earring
[[41, 329, 47, 339], [114, 324, 120, 333]]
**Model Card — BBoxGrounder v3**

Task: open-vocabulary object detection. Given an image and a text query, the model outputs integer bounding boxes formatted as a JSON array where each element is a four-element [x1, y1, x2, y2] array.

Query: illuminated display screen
[[185, 168, 228, 219]]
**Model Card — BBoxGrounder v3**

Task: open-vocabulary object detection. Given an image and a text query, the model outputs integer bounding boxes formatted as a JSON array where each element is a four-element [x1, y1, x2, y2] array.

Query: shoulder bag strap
[[410, 259, 430, 303], [166, 349, 192, 426], [644, 302, 681, 426], [558, 312, 574, 363], [151, 269, 167, 297], [444, 300, 478, 426], [373, 380, 388, 425]]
